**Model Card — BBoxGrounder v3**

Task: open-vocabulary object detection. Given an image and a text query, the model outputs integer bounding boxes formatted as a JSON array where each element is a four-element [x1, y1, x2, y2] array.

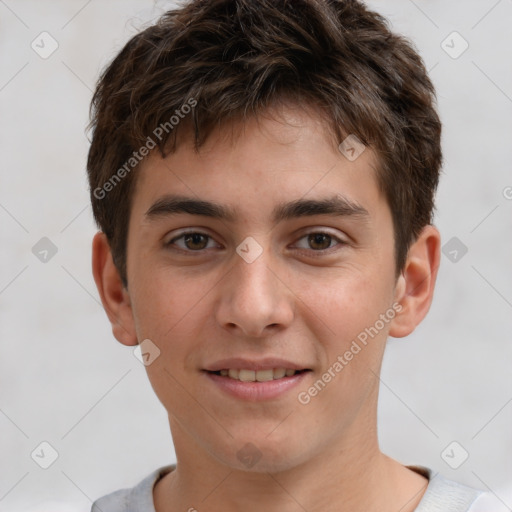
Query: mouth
[[206, 368, 311, 382], [203, 367, 312, 401]]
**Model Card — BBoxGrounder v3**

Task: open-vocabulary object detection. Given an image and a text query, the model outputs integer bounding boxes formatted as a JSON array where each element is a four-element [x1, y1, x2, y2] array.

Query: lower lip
[[204, 371, 310, 401]]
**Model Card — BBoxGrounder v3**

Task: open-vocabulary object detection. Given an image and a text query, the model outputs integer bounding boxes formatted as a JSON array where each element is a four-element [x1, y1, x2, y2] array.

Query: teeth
[[239, 369, 255, 381], [273, 368, 286, 379], [256, 369, 274, 382], [218, 368, 298, 381]]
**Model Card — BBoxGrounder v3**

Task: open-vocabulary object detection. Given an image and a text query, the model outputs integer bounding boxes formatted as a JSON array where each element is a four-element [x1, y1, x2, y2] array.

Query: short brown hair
[[87, 0, 442, 288]]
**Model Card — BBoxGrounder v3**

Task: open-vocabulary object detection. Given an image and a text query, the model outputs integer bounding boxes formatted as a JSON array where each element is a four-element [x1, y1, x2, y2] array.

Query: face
[[122, 105, 403, 472]]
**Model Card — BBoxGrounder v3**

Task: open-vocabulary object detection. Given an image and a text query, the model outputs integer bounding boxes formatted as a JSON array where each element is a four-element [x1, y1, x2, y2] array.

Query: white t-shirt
[[91, 464, 500, 511]]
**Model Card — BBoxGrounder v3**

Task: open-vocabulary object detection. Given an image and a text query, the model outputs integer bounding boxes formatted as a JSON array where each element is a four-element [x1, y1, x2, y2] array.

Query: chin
[[213, 435, 312, 474]]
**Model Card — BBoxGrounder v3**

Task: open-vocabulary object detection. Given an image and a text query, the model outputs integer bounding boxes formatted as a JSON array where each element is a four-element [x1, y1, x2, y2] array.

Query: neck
[[154, 414, 428, 512]]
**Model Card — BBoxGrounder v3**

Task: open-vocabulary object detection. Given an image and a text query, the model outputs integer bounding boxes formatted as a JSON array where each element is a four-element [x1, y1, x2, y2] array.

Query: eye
[[165, 229, 347, 254], [293, 231, 347, 252], [166, 231, 219, 252]]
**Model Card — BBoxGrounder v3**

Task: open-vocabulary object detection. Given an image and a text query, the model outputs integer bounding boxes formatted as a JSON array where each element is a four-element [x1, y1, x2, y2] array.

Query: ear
[[91, 231, 138, 346], [389, 225, 441, 338]]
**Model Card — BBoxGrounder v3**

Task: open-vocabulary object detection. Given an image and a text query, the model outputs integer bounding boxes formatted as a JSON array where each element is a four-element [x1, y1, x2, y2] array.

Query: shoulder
[[408, 465, 488, 512], [91, 465, 176, 512], [468, 491, 510, 512]]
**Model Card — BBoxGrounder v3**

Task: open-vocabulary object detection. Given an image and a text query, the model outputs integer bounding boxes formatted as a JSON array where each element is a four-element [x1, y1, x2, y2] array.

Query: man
[[87, 0, 493, 510]]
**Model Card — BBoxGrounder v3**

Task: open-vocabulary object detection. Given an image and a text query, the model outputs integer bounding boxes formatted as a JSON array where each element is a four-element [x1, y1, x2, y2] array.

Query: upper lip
[[204, 358, 311, 372]]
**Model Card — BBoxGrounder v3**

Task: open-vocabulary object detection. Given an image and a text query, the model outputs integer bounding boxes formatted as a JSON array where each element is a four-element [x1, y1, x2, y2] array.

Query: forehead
[[130, 106, 386, 225]]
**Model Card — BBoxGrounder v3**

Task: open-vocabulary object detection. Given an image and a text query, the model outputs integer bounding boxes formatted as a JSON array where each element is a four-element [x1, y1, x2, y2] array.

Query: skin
[[92, 103, 441, 512]]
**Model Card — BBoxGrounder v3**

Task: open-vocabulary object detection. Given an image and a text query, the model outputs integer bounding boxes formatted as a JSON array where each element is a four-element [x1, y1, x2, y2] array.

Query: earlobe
[[91, 231, 138, 346], [388, 225, 441, 338]]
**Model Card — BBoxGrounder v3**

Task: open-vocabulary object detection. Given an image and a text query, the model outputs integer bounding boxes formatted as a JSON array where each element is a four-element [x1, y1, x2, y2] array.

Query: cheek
[[303, 269, 389, 338], [300, 270, 393, 394], [130, 266, 214, 340], [129, 270, 217, 396]]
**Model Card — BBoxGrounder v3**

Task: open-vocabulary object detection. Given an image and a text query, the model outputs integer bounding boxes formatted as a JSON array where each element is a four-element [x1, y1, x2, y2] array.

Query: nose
[[214, 246, 295, 338]]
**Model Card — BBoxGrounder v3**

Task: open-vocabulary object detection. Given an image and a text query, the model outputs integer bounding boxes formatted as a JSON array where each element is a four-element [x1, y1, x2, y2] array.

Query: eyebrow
[[144, 193, 370, 225]]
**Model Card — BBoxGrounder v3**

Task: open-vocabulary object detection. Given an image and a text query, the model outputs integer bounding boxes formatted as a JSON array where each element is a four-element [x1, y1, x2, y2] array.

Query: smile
[[210, 368, 307, 382], [204, 369, 312, 401]]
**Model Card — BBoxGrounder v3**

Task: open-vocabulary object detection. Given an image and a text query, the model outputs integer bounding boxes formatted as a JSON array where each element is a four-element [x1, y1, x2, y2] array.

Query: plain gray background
[[1, 0, 511, 510]]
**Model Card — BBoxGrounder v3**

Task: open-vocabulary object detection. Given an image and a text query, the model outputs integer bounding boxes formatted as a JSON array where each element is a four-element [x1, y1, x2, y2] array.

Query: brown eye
[[307, 233, 333, 250], [183, 233, 209, 250], [166, 231, 217, 252], [293, 231, 347, 253]]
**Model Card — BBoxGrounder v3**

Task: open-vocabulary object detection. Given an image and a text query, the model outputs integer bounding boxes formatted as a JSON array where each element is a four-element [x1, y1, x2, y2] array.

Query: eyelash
[[165, 230, 347, 255]]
